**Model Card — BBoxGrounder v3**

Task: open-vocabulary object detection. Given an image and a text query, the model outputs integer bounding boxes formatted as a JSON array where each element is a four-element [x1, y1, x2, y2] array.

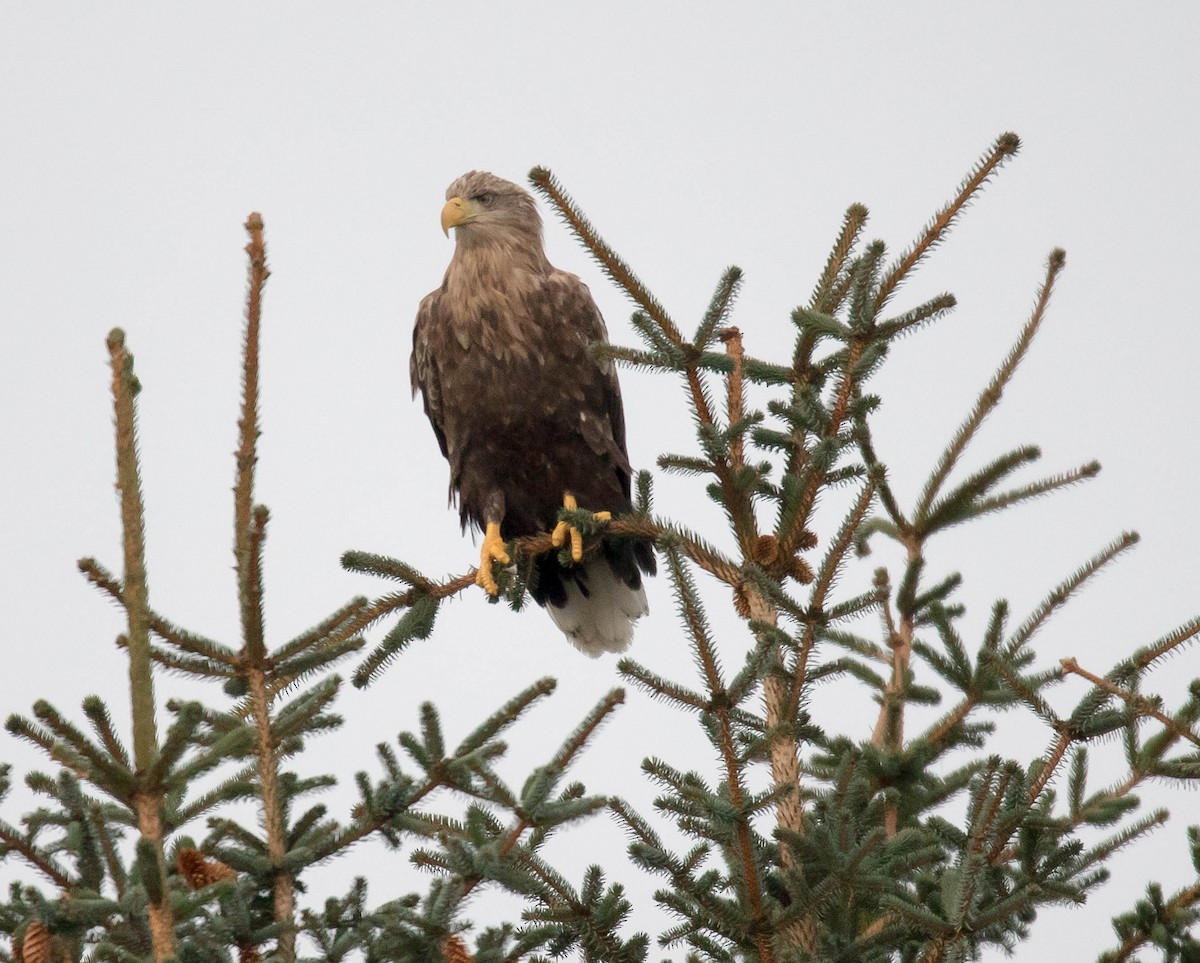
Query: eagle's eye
[[473, 192, 495, 206]]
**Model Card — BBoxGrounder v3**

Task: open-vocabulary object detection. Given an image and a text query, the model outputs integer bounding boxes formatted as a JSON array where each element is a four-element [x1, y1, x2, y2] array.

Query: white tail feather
[[546, 559, 649, 657]]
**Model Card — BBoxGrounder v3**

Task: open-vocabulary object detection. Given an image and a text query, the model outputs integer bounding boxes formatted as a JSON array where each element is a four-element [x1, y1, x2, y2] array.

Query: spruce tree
[[3, 134, 1199, 962]]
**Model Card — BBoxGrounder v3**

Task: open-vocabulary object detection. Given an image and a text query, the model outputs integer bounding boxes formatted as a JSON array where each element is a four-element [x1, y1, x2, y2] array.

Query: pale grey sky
[[2, 4, 1198, 959]]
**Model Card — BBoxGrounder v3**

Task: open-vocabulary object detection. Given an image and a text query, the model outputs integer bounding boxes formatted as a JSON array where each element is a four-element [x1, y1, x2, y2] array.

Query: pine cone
[[21, 922, 50, 963], [237, 944, 261, 963], [753, 534, 781, 567], [442, 935, 475, 963], [177, 847, 237, 888]]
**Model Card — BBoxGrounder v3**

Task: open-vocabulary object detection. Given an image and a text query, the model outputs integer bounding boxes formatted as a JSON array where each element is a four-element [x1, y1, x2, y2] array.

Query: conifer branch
[[1007, 532, 1139, 653], [789, 479, 877, 719], [810, 203, 870, 314], [875, 292, 957, 340], [779, 329, 868, 563], [1129, 616, 1200, 672], [916, 247, 1065, 521], [855, 428, 908, 531], [721, 327, 746, 475], [235, 212, 269, 661], [874, 132, 1021, 313], [696, 268, 743, 351], [529, 167, 683, 347], [77, 556, 240, 666], [1101, 879, 1200, 962], [271, 597, 371, 664], [242, 503, 269, 662], [344, 516, 747, 684], [105, 329, 175, 961], [1061, 658, 1200, 749], [662, 546, 777, 962], [106, 330, 159, 776], [965, 460, 1101, 521], [246, 661, 296, 961], [0, 818, 73, 889]]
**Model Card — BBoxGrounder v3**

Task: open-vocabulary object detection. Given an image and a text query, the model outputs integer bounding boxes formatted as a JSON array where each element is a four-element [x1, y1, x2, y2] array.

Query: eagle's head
[[440, 171, 543, 248]]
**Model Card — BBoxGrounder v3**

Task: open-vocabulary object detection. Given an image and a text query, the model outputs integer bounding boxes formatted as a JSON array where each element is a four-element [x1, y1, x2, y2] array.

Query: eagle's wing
[[549, 271, 632, 495], [410, 291, 449, 460]]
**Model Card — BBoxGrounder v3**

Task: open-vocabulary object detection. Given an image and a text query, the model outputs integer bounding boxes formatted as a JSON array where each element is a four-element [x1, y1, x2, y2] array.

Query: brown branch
[[984, 729, 1073, 866], [1105, 880, 1200, 962], [922, 695, 978, 751], [915, 248, 1065, 522], [133, 792, 176, 961], [246, 662, 295, 960], [235, 213, 269, 653], [780, 336, 866, 561], [78, 558, 239, 667], [528, 167, 683, 346], [106, 331, 160, 775], [871, 536, 922, 837], [336, 517, 738, 650], [1131, 617, 1200, 671], [721, 327, 746, 474], [1061, 658, 1200, 748], [874, 133, 1020, 314], [665, 547, 776, 963], [871, 539, 919, 754], [788, 479, 878, 720], [0, 826, 73, 890], [811, 204, 870, 313]]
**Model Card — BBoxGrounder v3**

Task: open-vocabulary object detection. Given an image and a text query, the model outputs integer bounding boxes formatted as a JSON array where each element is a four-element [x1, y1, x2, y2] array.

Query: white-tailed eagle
[[410, 171, 655, 655]]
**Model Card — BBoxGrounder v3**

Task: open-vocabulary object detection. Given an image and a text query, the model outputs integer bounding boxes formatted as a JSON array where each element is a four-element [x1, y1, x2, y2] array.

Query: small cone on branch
[[20, 922, 51, 963], [238, 944, 261, 963], [177, 846, 237, 889], [442, 935, 475, 963]]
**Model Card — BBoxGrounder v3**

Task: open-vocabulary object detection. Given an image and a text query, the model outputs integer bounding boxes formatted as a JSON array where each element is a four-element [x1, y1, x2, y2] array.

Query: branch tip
[[996, 131, 1022, 155]]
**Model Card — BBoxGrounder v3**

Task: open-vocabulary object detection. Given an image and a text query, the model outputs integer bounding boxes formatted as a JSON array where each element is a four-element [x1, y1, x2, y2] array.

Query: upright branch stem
[[248, 663, 295, 959], [134, 791, 176, 962], [754, 593, 817, 958], [106, 330, 159, 775], [108, 330, 175, 959], [237, 212, 269, 660], [712, 328, 812, 955], [232, 214, 295, 961], [721, 327, 746, 474], [788, 479, 878, 721], [872, 535, 920, 836], [780, 335, 865, 561]]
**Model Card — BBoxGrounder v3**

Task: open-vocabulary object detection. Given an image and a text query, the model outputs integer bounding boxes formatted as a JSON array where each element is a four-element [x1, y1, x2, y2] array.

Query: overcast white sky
[[2, 4, 1199, 960]]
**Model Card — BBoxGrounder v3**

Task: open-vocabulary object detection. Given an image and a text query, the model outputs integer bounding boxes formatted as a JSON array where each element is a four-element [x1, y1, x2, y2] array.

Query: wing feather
[[411, 291, 449, 460], [544, 271, 632, 496]]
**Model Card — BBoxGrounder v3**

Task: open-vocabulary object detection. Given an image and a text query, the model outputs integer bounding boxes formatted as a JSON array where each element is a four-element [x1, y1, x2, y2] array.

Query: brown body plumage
[[410, 171, 654, 654]]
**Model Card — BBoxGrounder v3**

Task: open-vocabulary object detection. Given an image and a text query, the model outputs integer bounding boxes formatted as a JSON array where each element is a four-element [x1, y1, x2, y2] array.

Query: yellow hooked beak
[[441, 196, 480, 236]]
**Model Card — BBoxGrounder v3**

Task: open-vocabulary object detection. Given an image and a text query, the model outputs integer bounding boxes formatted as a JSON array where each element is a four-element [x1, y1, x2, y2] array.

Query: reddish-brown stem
[[247, 663, 295, 959], [1062, 658, 1200, 748]]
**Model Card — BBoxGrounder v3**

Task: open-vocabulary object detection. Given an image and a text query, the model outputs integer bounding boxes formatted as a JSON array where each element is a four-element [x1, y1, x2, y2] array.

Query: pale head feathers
[[445, 171, 544, 251]]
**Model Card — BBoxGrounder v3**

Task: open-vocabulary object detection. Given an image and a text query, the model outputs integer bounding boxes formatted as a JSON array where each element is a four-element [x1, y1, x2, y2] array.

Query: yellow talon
[[551, 494, 612, 564], [475, 521, 510, 595]]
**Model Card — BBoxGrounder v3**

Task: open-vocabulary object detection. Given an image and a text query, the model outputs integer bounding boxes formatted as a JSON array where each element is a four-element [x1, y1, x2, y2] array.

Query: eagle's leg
[[475, 521, 511, 595], [551, 492, 612, 564], [474, 491, 510, 596]]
